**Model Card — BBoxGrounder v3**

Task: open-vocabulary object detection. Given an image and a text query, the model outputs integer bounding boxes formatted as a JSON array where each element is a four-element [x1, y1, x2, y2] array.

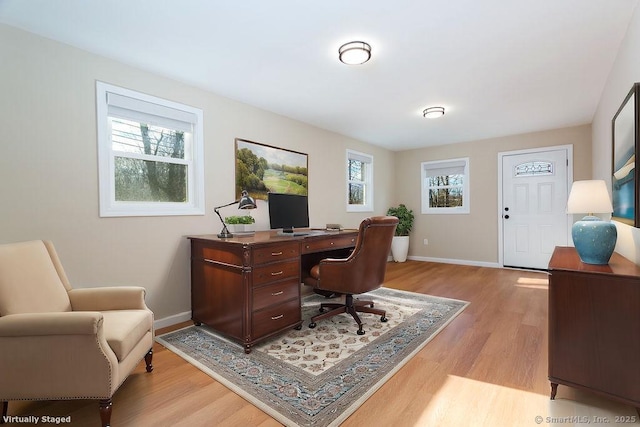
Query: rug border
[[156, 289, 469, 427], [325, 297, 468, 426], [156, 327, 300, 427]]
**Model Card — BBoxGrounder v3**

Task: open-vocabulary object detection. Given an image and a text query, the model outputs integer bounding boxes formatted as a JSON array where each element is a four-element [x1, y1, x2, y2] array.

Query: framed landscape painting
[[612, 83, 640, 227], [235, 138, 308, 201]]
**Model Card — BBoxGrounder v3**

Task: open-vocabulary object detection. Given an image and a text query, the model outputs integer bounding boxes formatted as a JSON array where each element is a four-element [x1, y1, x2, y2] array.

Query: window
[[346, 149, 373, 212], [96, 82, 204, 217], [421, 158, 470, 214]]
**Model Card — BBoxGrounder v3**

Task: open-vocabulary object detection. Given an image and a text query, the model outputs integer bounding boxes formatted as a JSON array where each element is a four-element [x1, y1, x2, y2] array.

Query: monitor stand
[[277, 227, 309, 237]]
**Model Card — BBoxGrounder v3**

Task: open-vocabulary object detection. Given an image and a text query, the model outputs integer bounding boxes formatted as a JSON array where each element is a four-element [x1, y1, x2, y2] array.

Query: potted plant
[[386, 204, 414, 262], [224, 215, 256, 233]]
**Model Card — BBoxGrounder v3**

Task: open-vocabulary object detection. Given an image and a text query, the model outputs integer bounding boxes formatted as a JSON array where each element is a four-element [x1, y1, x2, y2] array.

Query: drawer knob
[[271, 314, 284, 320], [271, 251, 283, 256], [271, 291, 284, 296], [271, 271, 284, 276]]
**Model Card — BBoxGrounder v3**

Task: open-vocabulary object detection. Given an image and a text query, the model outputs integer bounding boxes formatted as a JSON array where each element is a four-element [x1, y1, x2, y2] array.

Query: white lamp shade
[[566, 180, 613, 214]]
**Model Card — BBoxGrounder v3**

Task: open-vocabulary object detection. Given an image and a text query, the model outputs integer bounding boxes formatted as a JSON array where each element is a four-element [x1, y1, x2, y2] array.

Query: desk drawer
[[253, 242, 300, 265], [253, 279, 300, 312], [302, 235, 357, 254], [252, 298, 301, 339], [253, 259, 299, 287]]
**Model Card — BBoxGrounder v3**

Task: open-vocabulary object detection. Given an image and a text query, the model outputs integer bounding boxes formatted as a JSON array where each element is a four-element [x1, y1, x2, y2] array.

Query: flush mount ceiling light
[[423, 107, 445, 119], [338, 41, 372, 65]]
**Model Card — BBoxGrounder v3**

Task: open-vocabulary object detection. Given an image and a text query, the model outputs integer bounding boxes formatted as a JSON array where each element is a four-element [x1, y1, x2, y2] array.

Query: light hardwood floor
[[5, 261, 638, 426]]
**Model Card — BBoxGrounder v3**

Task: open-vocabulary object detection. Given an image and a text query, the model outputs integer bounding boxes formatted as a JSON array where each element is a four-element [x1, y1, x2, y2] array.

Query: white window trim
[[421, 157, 470, 214], [346, 149, 374, 212], [96, 81, 205, 217]]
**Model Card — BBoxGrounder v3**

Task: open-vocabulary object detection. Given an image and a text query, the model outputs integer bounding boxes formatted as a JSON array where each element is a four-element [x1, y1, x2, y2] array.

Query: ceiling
[[0, 0, 638, 151]]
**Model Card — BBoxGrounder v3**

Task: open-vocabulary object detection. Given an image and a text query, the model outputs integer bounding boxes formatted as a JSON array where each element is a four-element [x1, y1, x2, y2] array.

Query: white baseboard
[[154, 311, 191, 330], [407, 255, 501, 269]]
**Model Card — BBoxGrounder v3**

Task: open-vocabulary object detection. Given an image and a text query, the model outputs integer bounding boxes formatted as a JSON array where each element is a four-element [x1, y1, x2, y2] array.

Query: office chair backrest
[[318, 216, 398, 295]]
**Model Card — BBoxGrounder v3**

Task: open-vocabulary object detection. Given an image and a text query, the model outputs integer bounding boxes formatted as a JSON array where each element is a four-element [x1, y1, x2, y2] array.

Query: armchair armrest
[[0, 312, 118, 400], [68, 286, 148, 311], [0, 312, 103, 336]]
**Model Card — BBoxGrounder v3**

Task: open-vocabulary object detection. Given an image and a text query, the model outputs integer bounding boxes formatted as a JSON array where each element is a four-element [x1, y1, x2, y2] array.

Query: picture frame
[[235, 138, 308, 201], [612, 83, 640, 227]]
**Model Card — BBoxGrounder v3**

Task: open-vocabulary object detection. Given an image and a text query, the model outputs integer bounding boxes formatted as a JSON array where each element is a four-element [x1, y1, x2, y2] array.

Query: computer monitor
[[268, 192, 309, 234]]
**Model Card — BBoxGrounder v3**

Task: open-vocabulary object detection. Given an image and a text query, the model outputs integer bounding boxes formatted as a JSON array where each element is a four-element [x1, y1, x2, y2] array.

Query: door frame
[[497, 144, 574, 268]]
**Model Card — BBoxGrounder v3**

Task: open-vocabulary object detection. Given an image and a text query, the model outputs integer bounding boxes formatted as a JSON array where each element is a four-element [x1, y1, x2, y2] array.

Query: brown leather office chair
[[303, 216, 398, 335]]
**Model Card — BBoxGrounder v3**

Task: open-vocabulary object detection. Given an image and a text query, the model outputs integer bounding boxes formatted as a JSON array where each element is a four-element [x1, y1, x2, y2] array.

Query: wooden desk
[[548, 246, 640, 411], [188, 230, 358, 353]]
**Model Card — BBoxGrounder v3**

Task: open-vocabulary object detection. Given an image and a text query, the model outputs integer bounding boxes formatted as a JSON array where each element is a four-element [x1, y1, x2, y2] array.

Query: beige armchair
[[0, 240, 154, 427]]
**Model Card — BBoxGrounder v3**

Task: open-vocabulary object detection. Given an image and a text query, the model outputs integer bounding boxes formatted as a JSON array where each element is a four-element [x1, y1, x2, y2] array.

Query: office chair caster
[[309, 322, 316, 329], [381, 316, 388, 322]]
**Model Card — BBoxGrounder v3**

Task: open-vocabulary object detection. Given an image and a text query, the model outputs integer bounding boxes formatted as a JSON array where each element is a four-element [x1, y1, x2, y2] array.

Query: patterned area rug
[[156, 288, 468, 427]]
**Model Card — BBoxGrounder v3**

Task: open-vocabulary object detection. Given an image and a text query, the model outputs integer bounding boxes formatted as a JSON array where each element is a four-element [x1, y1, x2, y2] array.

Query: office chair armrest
[[68, 286, 148, 311], [0, 311, 103, 336]]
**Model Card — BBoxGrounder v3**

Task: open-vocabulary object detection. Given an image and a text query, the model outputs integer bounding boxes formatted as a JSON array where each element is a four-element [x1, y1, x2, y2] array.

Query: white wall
[[592, 3, 640, 263], [0, 24, 395, 323]]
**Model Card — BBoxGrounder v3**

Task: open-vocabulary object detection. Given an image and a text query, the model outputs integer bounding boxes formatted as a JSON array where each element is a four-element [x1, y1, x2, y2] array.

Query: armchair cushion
[[101, 310, 153, 361], [0, 241, 72, 315]]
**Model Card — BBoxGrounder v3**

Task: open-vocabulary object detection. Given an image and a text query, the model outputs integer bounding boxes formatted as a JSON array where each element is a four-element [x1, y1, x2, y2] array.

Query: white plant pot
[[226, 224, 255, 233], [390, 236, 410, 262]]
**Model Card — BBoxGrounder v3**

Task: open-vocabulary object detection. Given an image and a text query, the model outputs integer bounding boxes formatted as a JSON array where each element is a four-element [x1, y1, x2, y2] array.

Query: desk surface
[[188, 229, 358, 246]]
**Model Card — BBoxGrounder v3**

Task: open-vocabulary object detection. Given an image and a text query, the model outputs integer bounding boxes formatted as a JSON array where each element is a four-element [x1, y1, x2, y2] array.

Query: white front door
[[502, 148, 569, 269]]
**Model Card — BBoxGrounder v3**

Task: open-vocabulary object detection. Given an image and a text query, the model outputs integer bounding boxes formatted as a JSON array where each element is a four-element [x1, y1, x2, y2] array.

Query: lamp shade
[[238, 190, 257, 210], [566, 180, 616, 265], [567, 180, 613, 214]]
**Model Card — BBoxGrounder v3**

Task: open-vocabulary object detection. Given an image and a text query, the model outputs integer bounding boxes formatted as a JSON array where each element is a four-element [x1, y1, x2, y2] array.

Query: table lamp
[[214, 190, 257, 238], [566, 180, 617, 264]]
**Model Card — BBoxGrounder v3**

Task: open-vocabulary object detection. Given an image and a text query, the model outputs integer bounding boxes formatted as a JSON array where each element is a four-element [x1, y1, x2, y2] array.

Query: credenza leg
[[550, 383, 558, 400]]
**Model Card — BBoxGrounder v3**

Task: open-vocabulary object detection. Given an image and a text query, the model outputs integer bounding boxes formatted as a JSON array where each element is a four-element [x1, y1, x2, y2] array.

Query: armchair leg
[[99, 399, 112, 427], [144, 348, 153, 373], [1, 401, 7, 424]]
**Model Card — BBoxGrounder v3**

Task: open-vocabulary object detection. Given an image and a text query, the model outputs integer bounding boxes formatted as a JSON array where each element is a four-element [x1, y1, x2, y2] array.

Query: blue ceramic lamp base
[[571, 216, 617, 265]]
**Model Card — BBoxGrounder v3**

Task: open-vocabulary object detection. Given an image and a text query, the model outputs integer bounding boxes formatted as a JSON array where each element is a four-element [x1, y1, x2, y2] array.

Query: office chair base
[[308, 294, 387, 335]]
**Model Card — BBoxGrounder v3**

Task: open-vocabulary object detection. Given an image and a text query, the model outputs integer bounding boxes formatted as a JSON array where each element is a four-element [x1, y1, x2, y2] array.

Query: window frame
[[96, 81, 205, 217], [346, 149, 374, 212], [421, 157, 470, 214]]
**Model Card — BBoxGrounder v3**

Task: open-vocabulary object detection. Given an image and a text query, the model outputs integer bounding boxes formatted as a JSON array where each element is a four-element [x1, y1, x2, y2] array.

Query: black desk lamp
[[214, 190, 257, 238]]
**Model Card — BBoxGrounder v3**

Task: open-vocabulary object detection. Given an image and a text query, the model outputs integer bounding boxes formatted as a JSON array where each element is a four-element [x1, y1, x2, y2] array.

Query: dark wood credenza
[[548, 246, 640, 410], [188, 230, 357, 353]]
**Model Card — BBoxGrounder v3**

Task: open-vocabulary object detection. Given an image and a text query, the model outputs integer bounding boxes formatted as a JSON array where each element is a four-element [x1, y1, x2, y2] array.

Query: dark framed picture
[[612, 83, 640, 227], [235, 138, 308, 201]]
